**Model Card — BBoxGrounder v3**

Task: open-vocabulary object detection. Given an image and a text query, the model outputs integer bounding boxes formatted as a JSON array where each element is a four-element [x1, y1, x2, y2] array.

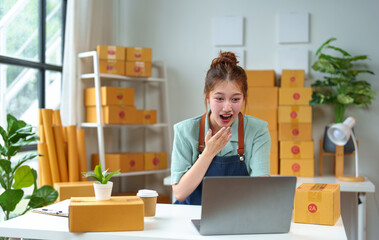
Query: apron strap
[[198, 112, 244, 155]]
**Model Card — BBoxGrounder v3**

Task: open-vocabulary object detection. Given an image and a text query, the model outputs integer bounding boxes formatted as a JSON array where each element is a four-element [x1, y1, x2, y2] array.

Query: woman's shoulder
[[243, 114, 269, 129], [174, 114, 202, 135]]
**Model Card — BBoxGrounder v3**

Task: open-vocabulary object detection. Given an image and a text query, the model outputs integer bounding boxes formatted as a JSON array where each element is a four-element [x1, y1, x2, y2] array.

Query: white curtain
[[61, 0, 116, 125]]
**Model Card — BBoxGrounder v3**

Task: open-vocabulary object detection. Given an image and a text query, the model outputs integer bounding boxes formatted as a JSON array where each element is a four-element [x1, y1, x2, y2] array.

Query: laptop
[[192, 176, 297, 235]]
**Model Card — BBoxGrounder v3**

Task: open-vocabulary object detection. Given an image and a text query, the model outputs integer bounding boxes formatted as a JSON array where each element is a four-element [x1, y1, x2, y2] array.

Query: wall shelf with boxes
[[77, 47, 171, 179]]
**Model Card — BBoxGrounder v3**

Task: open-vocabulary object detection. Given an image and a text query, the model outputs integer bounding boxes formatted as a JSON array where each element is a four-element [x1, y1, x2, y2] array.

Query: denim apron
[[175, 112, 248, 205]]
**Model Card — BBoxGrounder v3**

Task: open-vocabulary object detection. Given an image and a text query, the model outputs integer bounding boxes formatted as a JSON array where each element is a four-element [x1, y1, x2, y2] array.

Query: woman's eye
[[215, 97, 223, 101], [232, 98, 241, 102]]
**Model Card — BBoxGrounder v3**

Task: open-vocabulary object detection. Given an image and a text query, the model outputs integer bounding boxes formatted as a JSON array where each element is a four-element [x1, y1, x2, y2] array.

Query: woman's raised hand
[[204, 127, 232, 157]]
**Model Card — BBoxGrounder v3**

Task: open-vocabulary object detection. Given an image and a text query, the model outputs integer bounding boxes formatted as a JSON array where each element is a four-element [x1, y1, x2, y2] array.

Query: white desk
[[0, 203, 346, 240], [164, 175, 375, 240]]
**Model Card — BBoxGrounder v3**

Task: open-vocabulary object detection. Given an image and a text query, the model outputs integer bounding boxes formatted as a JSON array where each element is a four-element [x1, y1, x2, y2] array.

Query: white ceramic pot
[[93, 182, 113, 200]]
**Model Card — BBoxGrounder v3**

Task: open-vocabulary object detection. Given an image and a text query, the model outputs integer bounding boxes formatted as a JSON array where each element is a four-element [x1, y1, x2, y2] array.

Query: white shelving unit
[[77, 51, 171, 178]]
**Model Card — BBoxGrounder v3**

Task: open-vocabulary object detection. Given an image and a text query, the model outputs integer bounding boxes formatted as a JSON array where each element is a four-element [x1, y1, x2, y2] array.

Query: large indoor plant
[[310, 37, 375, 123], [0, 114, 58, 221], [310, 37, 375, 152]]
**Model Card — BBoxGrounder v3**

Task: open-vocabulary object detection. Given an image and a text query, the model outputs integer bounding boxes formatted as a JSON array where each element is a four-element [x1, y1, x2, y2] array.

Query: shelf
[[85, 169, 170, 178], [80, 73, 165, 82], [80, 123, 169, 128]]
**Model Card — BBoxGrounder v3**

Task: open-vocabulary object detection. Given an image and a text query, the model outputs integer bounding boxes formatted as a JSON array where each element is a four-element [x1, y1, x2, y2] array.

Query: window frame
[[0, 0, 67, 151]]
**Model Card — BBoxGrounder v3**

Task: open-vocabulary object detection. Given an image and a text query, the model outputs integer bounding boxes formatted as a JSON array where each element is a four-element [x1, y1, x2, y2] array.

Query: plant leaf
[[315, 37, 337, 56], [103, 169, 121, 184], [0, 126, 7, 144], [12, 165, 34, 189], [0, 159, 12, 174], [94, 164, 103, 180], [27, 185, 58, 209], [326, 45, 351, 56], [0, 189, 24, 212], [12, 152, 39, 174], [0, 172, 6, 189]]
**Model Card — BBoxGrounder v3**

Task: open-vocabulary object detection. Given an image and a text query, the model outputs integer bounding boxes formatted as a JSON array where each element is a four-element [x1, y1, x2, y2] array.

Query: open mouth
[[220, 114, 232, 122]]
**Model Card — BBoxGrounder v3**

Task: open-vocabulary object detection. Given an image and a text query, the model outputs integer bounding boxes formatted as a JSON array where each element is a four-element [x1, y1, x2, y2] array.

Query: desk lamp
[[327, 116, 365, 182]]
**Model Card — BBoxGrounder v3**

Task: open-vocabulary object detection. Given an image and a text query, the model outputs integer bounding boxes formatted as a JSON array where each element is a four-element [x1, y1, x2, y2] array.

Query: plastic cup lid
[[137, 189, 158, 197]]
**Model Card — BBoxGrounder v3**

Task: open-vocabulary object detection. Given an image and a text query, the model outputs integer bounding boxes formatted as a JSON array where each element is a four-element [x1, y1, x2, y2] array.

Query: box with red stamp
[[279, 88, 312, 106], [281, 69, 305, 88], [280, 158, 314, 177], [280, 140, 314, 159]]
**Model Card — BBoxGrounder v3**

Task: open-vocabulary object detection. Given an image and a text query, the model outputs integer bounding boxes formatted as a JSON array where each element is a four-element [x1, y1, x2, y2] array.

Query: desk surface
[[164, 176, 375, 193], [0, 203, 346, 240]]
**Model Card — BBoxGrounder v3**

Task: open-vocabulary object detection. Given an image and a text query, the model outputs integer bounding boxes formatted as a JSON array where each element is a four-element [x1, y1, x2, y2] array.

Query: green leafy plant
[[82, 164, 120, 184], [310, 37, 375, 123], [0, 114, 58, 220]]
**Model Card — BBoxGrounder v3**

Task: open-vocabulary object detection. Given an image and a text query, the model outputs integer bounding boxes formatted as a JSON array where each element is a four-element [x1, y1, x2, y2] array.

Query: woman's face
[[206, 80, 244, 133]]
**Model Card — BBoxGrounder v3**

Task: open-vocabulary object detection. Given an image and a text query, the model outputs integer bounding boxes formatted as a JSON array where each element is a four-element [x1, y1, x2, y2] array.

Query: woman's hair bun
[[211, 51, 239, 68]]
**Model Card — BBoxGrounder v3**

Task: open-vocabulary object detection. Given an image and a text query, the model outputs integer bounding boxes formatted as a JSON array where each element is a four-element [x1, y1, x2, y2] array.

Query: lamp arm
[[351, 131, 359, 178]]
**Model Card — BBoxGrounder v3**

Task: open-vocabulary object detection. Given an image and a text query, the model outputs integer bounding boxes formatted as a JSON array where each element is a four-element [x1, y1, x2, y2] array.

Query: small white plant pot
[[93, 182, 113, 200]]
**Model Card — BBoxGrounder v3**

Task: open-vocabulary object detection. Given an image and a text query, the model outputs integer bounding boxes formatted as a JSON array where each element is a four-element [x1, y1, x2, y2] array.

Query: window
[[0, 0, 67, 128]]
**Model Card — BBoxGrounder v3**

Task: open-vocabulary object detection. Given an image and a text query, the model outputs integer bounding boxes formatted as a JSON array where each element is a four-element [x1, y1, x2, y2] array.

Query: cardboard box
[[280, 140, 314, 159], [86, 106, 143, 124], [269, 130, 278, 153], [144, 152, 167, 170], [294, 183, 340, 225], [99, 60, 125, 75], [92, 153, 144, 172], [84, 87, 134, 106], [141, 110, 157, 124], [278, 106, 312, 123], [97, 45, 125, 61], [279, 123, 312, 141], [280, 158, 314, 177], [69, 196, 144, 232], [279, 88, 313, 106], [125, 61, 152, 77], [245, 70, 275, 87], [247, 87, 278, 107], [243, 108, 278, 131], [281, 70, 305, 88], [270, 151, 279, 175], [54, 181, 95, 202], [126, 47, 152, 62]]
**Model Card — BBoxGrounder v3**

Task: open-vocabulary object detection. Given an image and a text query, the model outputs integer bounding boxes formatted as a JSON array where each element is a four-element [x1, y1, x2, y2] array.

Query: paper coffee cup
[[137, 189, 158, 217]]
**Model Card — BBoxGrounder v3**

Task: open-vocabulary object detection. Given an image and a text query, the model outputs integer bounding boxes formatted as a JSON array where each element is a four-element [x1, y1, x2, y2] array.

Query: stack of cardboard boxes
[[91, 152, 168, 173], [278, 70, 314, 177], [243, 70, 279, 175], [84, 86, 157, 125], [97, 45, 152, 77]]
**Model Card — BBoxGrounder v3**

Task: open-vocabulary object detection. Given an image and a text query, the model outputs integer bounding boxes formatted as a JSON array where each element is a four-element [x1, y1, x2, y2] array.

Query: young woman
[[171, 52, 271, 205]]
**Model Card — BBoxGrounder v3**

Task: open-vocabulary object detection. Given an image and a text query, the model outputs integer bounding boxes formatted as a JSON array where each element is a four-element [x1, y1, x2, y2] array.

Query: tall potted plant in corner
[[0, 114, 58, 221], [310, 37, 376, 152]]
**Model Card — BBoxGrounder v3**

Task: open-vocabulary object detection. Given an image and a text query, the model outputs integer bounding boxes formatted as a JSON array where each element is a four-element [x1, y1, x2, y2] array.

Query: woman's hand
[[203, 127, 232, 157]]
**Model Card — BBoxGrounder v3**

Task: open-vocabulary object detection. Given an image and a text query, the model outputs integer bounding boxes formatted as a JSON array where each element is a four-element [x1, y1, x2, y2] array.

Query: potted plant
[[310, 37, 376, 152], [82, 164, 120, 200], [0, 114, 58, 221]]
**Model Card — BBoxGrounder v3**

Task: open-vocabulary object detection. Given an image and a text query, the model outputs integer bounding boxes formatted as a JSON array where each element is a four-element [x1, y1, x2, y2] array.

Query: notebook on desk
[[192, 176, 297, 235]]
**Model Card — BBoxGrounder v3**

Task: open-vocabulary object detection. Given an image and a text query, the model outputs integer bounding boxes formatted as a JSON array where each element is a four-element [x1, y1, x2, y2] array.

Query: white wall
[[114, 0, 379, 239]]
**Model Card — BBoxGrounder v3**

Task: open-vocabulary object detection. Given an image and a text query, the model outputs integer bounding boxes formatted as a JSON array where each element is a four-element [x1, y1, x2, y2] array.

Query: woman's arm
[[172, 127, 231, 202]]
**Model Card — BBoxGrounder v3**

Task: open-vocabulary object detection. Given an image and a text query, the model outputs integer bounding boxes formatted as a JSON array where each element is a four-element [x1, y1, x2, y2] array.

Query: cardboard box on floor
[[279, 123, 312, 141], [69, 196, 144, 232], [281, 70, 305, 88], [245, 70, 275, 87], [247, 87, 278, 107], [280, 158, 314, 177], [280, 140, 314, 159], [278, 106, 312, 123], [294, 183, 340, 225], [243, 108, 278, 131], [279, 88, 312, 106]]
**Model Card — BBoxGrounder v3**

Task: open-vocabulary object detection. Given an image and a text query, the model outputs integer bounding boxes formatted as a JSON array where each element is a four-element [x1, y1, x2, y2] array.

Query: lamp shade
[[327, 117, 356, 146]]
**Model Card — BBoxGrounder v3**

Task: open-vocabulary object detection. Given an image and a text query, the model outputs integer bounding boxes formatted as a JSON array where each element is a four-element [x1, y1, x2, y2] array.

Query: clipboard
[[31, 199, 70, 217]]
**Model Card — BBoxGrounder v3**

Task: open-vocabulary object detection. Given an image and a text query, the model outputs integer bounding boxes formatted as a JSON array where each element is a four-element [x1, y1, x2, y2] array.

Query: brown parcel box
[[126, 47, 152, 62], [99, 60, 125, 75], [92, 153, 144, 172], [279, 123, 312, 141], [86, 106, 143, 124], [144, 152, 168, 170], [69, 196, 144, 232], [247, 87, 278, 108], [245, 70, 275, 87], [294, 183, 340, 225], [244, 108, 278, 131], [280, 140, 314, 159], [278, 106, 312, 123], [125, 61, 152, 77], [84, 87, 134, 106], [279, 88, 312, 106], [97, 45, 125, 61], [270, 152, 279, 175], [137, 110, 157, 124], [281, 70, 305, 88], [54, 181, 95, 202], [269, 130, 278, 153], [280, 158, 314, 177]]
